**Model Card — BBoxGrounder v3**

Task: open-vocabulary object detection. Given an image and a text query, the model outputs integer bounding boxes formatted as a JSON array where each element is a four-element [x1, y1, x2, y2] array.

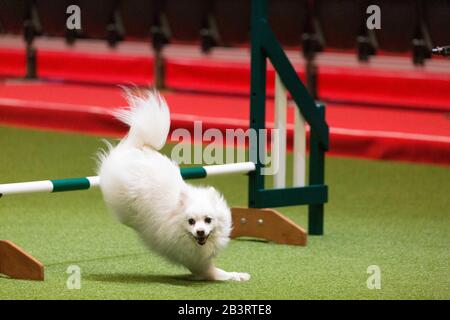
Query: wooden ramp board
[[0, 240, 44, 281], [231, 207, 307, 246]]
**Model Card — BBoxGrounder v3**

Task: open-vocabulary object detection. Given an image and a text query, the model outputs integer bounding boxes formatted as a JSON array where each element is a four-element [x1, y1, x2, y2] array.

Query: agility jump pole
[[0, 162, 256, 197]]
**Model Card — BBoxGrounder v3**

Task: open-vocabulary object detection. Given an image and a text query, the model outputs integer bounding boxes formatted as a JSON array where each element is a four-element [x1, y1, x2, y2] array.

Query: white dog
[[97, 90, 250, 282]]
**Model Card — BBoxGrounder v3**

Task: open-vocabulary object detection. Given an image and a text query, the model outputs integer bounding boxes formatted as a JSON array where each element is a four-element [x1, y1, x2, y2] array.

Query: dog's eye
[[204, 217, 212, 224], [188, 218, 195, 225]]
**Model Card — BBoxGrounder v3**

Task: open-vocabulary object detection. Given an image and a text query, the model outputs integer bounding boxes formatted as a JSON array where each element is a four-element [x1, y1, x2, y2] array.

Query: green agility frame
[[248, 0, 329, 235]]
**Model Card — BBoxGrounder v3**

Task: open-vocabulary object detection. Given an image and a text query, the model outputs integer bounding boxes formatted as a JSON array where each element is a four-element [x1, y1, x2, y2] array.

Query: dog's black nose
[[196, 230, 205, 237]]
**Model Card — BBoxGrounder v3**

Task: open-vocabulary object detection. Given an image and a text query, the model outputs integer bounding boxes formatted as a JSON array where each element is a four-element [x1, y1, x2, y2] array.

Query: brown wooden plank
[[0, 240, 44, 281], [231, 207, 307, 246]]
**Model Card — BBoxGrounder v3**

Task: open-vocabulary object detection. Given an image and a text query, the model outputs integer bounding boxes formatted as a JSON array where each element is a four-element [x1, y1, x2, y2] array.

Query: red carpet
[[166, 57, 450, 113], [0, 81, 449, 166], [1, 39, 449, 165], [1, 41, 449, 112], [0, 47, 154, 85]]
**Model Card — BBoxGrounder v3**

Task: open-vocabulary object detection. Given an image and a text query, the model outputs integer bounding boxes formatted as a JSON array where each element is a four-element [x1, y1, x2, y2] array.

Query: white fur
[[97, 90, 250, 281]]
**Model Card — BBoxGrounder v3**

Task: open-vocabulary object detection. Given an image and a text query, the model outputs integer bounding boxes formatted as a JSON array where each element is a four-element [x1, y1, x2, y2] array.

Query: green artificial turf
[[0, 126, 449, 300]]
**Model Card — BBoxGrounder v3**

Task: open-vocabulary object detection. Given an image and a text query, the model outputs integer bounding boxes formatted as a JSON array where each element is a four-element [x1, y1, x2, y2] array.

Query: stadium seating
[[0, 0, 446, 62]]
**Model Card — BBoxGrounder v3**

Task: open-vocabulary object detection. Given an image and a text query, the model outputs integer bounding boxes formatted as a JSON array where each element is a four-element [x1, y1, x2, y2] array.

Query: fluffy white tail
[[114, 89, 170, 150]]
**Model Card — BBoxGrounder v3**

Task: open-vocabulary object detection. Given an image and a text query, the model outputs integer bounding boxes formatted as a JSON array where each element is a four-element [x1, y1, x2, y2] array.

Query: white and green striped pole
[[0, 162, 256, 197]]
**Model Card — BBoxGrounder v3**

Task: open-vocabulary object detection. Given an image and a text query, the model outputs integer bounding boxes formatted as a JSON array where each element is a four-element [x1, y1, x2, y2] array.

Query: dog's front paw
[[229, 272, 251, 282], [208, 267, 251, 282]]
